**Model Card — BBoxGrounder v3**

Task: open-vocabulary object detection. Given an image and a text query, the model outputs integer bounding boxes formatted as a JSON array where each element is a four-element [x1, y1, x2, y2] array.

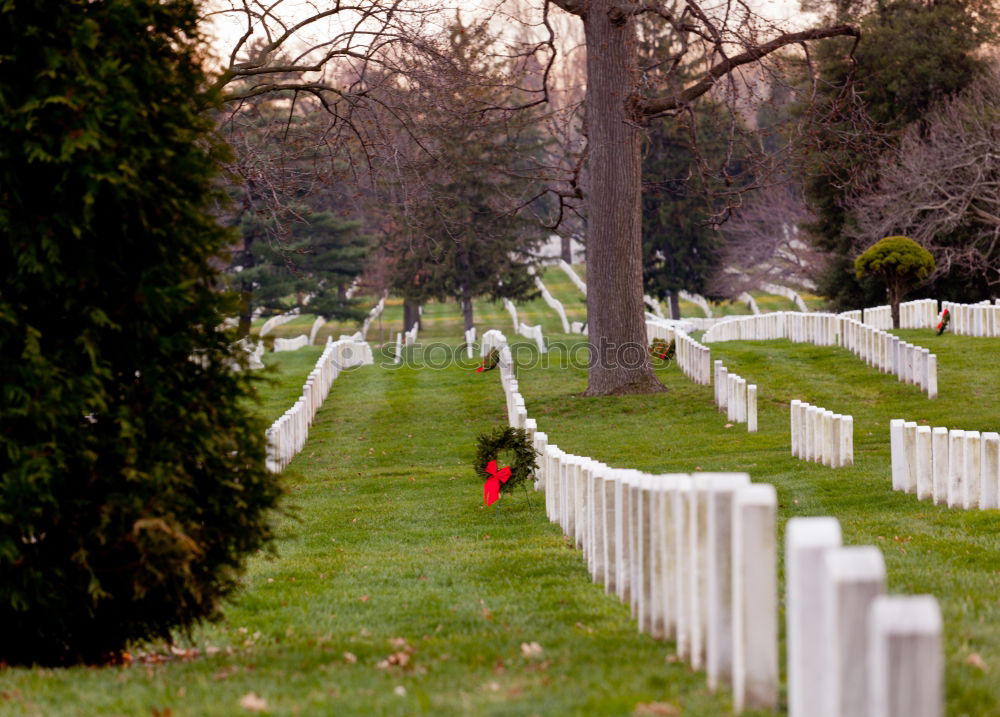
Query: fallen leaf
[[575, 622, 594, 634], [376, 651, 411, 670], [394, 685, 407, 697], [484, 681, 501, 692], [343, 652, 357, 664], [634, 702, 680, 716], [967, 652, 988, 671], [213, 665, 239, 681], [152, 709, 173, 717], [389, 637, 411, 651], [520, 641, 543, 659], [237, 692, 268, 712], [724, 423, 734, 428], [359, 595, 369, 603]]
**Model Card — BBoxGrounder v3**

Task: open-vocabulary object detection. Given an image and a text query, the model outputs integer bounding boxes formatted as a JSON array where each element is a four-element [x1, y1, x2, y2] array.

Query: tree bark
[[583, 0, 664, 395], [669, 291, 681, 320], [237, 285, 253, 339], [561, 234, 572, 263], [888, 275, 903, 329], [461, 294, 474, 332], [403, 299, 421, 333]]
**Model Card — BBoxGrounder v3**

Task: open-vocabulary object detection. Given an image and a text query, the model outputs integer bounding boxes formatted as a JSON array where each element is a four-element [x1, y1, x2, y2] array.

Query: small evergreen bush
[[855, 236, 935, 328]]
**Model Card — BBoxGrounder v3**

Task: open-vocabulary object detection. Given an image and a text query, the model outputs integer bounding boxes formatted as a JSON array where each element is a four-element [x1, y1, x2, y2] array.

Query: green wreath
[[473, 426, 538, 496]]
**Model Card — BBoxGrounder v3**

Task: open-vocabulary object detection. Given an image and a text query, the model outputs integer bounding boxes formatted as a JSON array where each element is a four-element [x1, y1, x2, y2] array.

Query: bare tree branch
[[640, 24, 860, 116]]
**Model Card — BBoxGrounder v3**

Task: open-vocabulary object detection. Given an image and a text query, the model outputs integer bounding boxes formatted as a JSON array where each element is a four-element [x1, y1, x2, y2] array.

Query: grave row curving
[[264, 337, 373, 473], [485, 329, 941, 716], [702, 311, 937, 398], [646, 318, 711, 385]]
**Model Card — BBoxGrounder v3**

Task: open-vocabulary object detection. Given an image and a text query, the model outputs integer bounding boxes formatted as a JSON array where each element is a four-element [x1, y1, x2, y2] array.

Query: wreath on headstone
[[650, 338, 676, 364], [473, 426, 538, 505], [935, 308, 950, 335]]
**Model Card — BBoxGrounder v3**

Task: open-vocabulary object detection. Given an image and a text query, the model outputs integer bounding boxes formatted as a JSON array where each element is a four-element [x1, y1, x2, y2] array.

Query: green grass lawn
[[5, 306, 1000, 716]]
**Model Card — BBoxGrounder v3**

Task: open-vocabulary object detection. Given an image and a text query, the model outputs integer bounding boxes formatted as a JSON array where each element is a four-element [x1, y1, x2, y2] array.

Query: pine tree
[[236, 206, 372, 322], [642, 103, 742, 318]]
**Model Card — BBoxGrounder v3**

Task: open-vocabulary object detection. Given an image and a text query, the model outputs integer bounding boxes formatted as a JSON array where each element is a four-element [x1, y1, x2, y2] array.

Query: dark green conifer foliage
[[0, 0, 281, 664], [641, 106, 737, 316], [238, 208, 371, 320]]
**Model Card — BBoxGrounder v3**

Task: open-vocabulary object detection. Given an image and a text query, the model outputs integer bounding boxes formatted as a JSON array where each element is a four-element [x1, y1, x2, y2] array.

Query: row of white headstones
[[701, 310, 939, 398], [264, 337, 373, 473], [647, 319, 712, 385], [269, 297, 387, 352], [790, 400, 855, 468], [889, 420, 1000, 510], [486, 330, 942, 717], [940, 300, 1000, 336], [713, 361, 758, 432]]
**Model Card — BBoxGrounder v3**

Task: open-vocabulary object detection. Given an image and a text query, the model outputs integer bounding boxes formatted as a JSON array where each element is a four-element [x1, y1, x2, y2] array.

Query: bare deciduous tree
[[206, 0, 859, 395], [711, 181, 822, 297], [542, 0, 858, 394], [849, 66, 1000, 288]]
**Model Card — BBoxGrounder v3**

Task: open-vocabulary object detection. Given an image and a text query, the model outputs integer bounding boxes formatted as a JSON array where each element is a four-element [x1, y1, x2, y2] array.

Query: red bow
[[483, 459, 512, 506]]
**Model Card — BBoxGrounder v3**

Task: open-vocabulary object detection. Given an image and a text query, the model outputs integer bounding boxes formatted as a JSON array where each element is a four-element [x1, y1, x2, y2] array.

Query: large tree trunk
[[583, 2, 664, 395], [669, 291, 681, 321], [403, 299, 421, 333]]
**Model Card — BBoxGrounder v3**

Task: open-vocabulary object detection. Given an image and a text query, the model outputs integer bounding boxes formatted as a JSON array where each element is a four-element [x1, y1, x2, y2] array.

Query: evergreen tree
[[642, 104, 742, 318], [0, 0, 281, 664], [800, 0, 995, 308], [235, 206, 371, 322]]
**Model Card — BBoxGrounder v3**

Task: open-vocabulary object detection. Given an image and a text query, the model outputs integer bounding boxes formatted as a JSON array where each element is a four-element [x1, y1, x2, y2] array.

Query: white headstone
[[786, 517, 843, 717], [822, 546, 886, 717], [890, 419, 906, 490], [916, 426, 933, 500], [932, 427, 949, 505], [903, 422, 918, 493], [963, 431, 982, 509], [981, 432, 1000, 510], [705, 473, 751, 690], [947, 430, 966, 508], [732, 483, 778, 712], [867, 595, 943, 717]]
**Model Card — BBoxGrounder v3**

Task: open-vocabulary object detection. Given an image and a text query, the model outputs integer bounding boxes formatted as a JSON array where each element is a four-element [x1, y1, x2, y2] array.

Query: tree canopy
[[855, 235, 935, 327]]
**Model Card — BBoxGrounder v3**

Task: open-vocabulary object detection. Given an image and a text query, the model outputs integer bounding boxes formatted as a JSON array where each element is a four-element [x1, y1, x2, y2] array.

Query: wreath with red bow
[[650, 337, 676, 363], [473, 426, 537, 506], [935, 309, 950, 335]]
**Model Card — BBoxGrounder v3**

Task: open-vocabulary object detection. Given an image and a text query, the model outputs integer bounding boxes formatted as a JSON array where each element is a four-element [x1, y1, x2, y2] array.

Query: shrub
[[0, 0, 282, 665], [855, 236, 935, 328]]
